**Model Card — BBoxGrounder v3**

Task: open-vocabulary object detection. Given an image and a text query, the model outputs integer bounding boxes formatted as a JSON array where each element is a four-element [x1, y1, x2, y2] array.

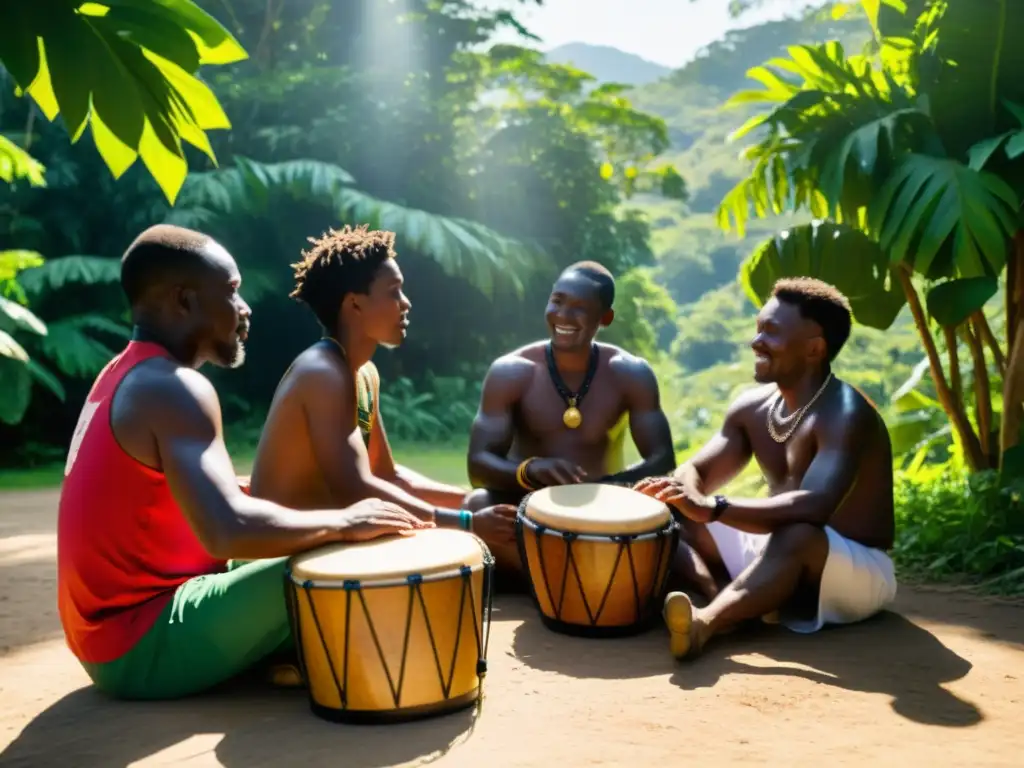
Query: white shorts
[[705, 522, 898, 633]]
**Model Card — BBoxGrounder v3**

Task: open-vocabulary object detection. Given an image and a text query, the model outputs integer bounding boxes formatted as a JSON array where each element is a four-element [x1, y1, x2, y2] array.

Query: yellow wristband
[[516, 458, 536, 490]]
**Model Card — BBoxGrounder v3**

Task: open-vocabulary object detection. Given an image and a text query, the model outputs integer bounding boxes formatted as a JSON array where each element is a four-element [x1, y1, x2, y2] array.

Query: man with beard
[[56, 225, 426, 700], [249, 225, 520, 574], [636, 277, 897, 660], [464, 261, 676, 516]]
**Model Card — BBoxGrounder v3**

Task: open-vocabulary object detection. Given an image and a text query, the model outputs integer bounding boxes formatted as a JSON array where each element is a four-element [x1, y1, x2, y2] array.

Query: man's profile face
[[357, 259, 411, 350], [191, 244, 251, 369], [750, 297, 822, 384], [544, 271, 611, 352]]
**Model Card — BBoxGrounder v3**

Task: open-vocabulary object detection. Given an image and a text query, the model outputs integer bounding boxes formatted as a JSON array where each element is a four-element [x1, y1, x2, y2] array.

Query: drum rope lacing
[[287, 544, 495, 712], [515, 494, 675, 628]]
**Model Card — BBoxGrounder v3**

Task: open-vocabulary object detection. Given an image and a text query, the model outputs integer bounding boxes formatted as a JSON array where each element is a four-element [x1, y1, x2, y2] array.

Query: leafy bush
[[378, 375, 483, 444], [894, 467, 1024, 593]]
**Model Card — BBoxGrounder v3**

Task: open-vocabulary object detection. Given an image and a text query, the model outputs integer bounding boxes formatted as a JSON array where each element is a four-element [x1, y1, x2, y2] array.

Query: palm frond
[[0, 135, 46, 186], [167, 157, 543, 297], [35, 314, 130, 379], [17, 256, 122, 297], [0, 357, 31, 425]]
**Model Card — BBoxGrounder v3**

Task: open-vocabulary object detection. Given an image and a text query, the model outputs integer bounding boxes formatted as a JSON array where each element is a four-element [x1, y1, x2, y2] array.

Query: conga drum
[[515, 483, 679, 637], [284, 528, 495, 723]]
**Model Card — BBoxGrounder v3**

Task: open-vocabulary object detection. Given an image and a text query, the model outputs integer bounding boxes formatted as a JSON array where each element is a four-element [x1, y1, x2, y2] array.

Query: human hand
[[526, 458, 587, 487], [338, 498, 434, 542], [470, 504, 518, 545], [632, 477, 713, 523]]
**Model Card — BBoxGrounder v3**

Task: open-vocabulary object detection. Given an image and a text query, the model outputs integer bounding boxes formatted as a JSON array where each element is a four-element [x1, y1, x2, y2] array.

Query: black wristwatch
[[710, 495, 729, 521]]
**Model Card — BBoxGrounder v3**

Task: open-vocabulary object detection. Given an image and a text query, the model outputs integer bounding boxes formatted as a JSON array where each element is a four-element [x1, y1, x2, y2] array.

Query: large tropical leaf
[[0, 135, 46, 186], [0, 296, 47, 336], [0, 250, 45, 282], [167, 158, 543, 297], [867, 154, 1019, 279], [740, 219, 906, 329], [17, 255, 122, 297], [0, 356, 32, 425], [0, 0, 247, 203], [717, 39, 930, 237], [909, 0, 1024, 159], [925, 276, 999, 328]]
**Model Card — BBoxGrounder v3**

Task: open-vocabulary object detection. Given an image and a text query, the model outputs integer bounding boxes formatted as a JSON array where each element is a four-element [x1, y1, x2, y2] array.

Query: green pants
[[81, 557, 294, 700]]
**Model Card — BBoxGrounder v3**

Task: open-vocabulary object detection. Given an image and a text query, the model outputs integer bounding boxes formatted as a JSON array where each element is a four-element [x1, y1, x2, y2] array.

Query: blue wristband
[[459, 509, 473, 531]]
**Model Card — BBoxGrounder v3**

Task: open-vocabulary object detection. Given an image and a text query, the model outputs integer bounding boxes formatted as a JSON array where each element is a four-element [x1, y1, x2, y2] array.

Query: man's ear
[[599, 308, 615, 328], [175, 285, 199, 315], [806, 335, 828, 365]]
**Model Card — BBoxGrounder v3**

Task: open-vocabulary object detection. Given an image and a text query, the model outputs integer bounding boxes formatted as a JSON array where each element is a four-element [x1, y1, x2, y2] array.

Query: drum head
[[524, 483, 671, 535], [290, 528, 485, 584]]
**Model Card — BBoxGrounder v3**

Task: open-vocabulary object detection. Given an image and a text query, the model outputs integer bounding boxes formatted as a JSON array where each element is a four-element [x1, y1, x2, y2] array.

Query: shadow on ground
[[511, 599, 983, 728], [667, 611, 982, 727], [0, 681, 480, 768]]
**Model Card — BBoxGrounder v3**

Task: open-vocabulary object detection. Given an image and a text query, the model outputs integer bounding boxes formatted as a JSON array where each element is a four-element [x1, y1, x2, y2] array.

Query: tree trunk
[[897, 266, 987, 470], [975, 312, 1006, 376], [964, 321, 993, 461], [999, 231, 1024, 466], [944, 326, 963, 404]]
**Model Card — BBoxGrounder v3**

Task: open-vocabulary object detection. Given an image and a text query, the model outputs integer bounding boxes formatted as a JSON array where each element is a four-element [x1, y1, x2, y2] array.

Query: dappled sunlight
[[0, 533, 55, 567]]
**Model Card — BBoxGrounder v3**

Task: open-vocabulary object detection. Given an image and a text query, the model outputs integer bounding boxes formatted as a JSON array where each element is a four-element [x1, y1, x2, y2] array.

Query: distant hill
[[545, 43, 671, 86]]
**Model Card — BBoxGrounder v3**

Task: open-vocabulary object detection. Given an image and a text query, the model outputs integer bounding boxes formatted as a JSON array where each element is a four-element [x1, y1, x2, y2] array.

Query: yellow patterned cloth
[[355, 361, 379, 445]]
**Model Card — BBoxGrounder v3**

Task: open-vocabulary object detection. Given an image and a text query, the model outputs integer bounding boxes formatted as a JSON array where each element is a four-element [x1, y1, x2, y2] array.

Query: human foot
[[663, 591, 705, 660], [266, 661, 304, 688]]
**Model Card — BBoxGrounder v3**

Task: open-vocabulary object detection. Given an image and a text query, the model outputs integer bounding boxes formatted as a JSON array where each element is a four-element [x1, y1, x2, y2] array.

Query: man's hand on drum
[[471, 504, 518, 544], [527, 458, 587, 488], [339, 498, 433, 542], [633, 477, 713, 523]]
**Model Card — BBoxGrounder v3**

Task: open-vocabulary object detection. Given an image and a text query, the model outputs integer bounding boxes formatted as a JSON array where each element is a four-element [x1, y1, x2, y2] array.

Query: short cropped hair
[[772, 277, 852, 362], [290, 224, 397, 330], [120, 224, 215, 306], [563, 260, 615, 311]]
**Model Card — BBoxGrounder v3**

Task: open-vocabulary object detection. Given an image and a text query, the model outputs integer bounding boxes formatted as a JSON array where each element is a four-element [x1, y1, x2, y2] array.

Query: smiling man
[[635, 277, 897, 660], [465, 261, 676, 523], [249, 225, 519, 572]]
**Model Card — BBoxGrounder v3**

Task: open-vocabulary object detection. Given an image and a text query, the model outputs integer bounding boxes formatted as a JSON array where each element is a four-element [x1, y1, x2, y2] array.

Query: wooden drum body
[[515, 483, 679, 637], [285, 528, 495, 723]]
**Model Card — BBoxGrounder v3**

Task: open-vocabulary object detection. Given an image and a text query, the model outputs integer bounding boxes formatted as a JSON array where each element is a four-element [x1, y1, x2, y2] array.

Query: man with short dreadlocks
[[249, 225, 521, 577]]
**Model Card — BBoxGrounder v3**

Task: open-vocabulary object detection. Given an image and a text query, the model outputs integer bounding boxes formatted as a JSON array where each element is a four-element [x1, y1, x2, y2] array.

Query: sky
[[479, 0, 809, 69]]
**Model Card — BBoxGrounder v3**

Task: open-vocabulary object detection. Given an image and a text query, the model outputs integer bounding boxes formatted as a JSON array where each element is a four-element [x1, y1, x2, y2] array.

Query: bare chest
[[746, 405, 820, 491], [516, 367, 627, 446]]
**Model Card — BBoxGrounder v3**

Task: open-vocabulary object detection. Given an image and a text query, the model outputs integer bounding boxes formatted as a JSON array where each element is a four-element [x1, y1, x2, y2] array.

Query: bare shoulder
[[484, 348, 538, 386], [123, 359, 222, 434], [727, 383, 776, 419], [822, 379, 888, 441], [605, 346, 658, 387], [282, 343, 354, 397]]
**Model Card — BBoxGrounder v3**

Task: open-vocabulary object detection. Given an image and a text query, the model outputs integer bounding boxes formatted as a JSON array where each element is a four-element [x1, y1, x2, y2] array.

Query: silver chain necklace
[[766, 372, 833, 443]]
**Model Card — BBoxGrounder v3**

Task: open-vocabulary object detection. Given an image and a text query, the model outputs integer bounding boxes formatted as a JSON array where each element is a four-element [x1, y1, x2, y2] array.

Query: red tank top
[[57, 341, 227, 664]]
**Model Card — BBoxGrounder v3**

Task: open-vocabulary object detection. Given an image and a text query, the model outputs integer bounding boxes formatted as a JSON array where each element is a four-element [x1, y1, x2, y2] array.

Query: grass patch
[[0, 440, 472, 493]]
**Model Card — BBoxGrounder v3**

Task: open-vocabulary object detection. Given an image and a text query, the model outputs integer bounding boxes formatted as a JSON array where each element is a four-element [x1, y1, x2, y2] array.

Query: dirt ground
[[1, 490, 1023, 767]]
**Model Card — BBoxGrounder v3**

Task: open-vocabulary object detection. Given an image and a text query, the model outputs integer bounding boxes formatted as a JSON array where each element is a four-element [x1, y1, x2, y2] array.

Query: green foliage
[[378, 375, 483, 444], [0, 0, 247, 203], [167, 157, 542, 299], [597, 266, 678, 360], [0, 135, 45, 186], [894, 466, 1024, 592], [740, 219, 906, 329]]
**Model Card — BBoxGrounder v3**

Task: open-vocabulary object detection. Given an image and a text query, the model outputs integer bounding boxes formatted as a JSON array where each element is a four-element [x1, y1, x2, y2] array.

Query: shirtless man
[[249, 225, 519, 570], [464, 261, 676, 513], [635, 277, 897, 660], [56, 225, 426, 700]]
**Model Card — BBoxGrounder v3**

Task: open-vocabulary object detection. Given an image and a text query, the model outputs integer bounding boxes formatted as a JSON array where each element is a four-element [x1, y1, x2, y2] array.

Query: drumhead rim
[[285, 559, 491, 589], [518, 484, 673, 535], [516, 510, 676, 541]]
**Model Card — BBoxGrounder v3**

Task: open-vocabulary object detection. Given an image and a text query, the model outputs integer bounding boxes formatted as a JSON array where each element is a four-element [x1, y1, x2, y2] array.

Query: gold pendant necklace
[[563, 397, 583, 429], [546, 343, 599, 430]]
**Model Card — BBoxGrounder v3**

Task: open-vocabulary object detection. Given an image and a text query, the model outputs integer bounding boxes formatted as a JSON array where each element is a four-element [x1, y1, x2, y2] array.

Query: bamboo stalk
[[897, 266, 987, 470], [943, 325, 963, 404], [1000, 231, 1024, 466], [964, 321, 992, 460]]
